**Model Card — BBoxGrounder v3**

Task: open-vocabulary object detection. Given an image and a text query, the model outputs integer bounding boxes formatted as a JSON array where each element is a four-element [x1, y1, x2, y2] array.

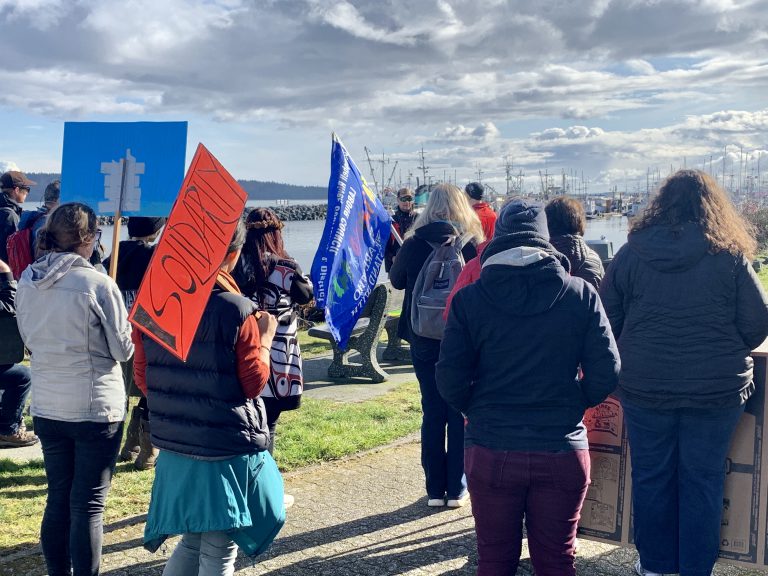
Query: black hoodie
[[600, 222, 768, 409], [436, 232, 620, 451], [102, 240, 155, 310]]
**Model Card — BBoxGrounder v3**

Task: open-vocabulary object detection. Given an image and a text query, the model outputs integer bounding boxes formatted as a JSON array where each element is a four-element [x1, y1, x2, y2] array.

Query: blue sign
[[311, 134, 391, 349], [61, 122, 187, 216]]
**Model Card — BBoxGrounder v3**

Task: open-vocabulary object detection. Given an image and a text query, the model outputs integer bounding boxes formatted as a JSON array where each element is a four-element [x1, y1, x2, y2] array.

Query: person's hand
[[256, 311, 278, 344], [0, 259, 10, 274]]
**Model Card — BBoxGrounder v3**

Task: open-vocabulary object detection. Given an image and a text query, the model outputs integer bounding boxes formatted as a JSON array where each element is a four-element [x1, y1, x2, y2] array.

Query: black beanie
[[465, 182, 484, 200], [494, 200, 549, 240], [127, 217, 166, 238]]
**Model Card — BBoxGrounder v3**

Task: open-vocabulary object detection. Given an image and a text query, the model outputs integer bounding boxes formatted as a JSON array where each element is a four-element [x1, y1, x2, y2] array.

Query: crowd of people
[[1, 168, 768, 576]]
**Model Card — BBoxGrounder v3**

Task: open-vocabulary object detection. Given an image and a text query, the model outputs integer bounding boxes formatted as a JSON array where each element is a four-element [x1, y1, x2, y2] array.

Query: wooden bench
[[308, 283, 391, 382]]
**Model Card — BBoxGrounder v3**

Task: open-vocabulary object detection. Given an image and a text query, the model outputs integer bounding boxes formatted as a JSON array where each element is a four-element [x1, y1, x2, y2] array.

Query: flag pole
[[108, 149, 129, 280]]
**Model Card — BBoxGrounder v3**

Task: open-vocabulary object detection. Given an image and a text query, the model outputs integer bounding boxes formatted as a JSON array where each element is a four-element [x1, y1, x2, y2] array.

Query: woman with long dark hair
[[233, 208, 313, 479], [16, 202, 133, 576], [135, 217, 284, 575], [600, 170, 768, 576]]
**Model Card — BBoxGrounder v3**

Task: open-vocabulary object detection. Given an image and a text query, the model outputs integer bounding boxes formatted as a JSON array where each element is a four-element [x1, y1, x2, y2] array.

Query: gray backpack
[[410, 234, 469, 340]]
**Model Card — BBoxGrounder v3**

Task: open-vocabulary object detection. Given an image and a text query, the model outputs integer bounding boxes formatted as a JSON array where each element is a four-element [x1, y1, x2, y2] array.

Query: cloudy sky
[[0, 0, 767, 195]]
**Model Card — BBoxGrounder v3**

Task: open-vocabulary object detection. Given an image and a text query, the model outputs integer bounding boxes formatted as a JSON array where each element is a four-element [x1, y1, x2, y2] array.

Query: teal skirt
[[143, 450, 285, 557]]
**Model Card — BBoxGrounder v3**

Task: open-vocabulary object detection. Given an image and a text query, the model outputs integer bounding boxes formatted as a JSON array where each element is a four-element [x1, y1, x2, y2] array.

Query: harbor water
[[22, 202, 630, 272]]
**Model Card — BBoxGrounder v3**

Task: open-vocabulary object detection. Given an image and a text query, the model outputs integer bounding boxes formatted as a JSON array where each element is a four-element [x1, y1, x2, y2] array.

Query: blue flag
[[311, 134, 392, 349]]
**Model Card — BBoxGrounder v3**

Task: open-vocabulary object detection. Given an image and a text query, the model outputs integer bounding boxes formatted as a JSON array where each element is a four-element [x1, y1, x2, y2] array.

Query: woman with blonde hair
[[600, 170, 768, 576], [390, 183, 483, 507]]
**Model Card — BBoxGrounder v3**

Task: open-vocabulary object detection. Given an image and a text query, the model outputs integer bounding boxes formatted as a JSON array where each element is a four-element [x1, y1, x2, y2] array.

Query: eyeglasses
[[398, 196, 414, 202], [94, 229, 102, 243], [19, 187, 30, 194]]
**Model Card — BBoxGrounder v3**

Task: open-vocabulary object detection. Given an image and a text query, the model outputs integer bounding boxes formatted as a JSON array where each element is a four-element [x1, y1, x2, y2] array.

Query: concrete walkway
[[3, 440, 767, 575]]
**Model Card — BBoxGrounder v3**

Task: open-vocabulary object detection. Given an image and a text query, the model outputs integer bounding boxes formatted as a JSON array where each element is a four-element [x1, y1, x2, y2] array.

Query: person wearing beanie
[[436, 198, 620, 576], [103, 215, 166, 470], [443, 198, 572, 319], [545, 196, 604, 289], [465, 181, 496, 240]]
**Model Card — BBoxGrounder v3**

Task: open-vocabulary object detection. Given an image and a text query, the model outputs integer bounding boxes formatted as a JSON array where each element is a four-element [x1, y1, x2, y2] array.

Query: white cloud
[[0, 0, 768, 185]]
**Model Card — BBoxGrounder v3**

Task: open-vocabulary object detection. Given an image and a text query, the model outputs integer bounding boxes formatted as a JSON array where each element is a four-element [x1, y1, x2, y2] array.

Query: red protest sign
[[129, 143, 248, 361]]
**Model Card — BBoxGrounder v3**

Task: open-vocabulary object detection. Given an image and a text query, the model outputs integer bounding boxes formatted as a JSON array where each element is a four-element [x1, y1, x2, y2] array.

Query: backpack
[[6, 211, 45, 280], [410, 233, 469, 340]]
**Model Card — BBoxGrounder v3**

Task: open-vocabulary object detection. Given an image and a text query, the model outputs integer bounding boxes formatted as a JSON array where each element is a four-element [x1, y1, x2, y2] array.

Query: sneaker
[[284, 494, 295, 510], [447, 493, 470, 508], [427, 498, 446, 507], [634, 559, 664, 576], [0, 428, 40, 448]]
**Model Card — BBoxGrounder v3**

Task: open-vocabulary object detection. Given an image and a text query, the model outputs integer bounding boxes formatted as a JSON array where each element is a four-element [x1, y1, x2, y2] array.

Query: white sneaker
[[634, 559, 664, 576], [447, 493, 470, 508], [284, 494, 295, 510], [427, 498, 445, 507]]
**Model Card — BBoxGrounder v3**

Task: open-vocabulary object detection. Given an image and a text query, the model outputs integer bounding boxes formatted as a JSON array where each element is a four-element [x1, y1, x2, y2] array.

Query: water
[[21, 201, 629, 270]]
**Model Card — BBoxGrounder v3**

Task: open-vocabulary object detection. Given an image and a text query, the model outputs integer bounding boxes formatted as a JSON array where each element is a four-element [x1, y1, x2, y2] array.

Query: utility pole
[[475, 164, 484, 183], [504, 156, 512, 195], [417, 147, 429, 189], [364, 147, 380, 196]]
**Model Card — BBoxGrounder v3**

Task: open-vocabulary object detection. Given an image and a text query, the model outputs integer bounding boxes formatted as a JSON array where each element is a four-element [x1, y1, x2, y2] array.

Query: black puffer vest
[[143, 287, 270, 459]]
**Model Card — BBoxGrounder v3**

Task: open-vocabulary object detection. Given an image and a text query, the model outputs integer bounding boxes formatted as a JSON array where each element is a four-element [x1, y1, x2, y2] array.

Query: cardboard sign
[[129, 143, 247, 361], [579, 341, 768, 569], [61, 121, 187, 216]]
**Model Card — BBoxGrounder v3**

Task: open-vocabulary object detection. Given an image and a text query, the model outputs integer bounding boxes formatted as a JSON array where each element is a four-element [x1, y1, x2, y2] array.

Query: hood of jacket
[[627, 222, 709, 272], [476, 232, 571, 316], [26, 251, 93, 289], [413, 220, 463, 245]]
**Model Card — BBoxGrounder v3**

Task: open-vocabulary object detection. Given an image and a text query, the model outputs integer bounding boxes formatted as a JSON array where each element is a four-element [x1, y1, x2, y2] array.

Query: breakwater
[[97, 203, 328, 226], [269, 203, 327, 221]]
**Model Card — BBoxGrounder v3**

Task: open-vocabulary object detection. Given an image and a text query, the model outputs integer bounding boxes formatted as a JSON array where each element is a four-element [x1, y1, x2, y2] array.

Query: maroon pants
[[465, 445, 590, 576]]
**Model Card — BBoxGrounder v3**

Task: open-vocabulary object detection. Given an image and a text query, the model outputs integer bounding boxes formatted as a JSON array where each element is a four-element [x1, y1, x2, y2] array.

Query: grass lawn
[[756, 260, 768, 292], [0, 380, 421, 552]]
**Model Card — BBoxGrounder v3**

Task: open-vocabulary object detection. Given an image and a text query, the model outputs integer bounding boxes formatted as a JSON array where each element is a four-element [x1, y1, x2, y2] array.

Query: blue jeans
[[411, 335, 466, 500], [622, 400, 744, 576], [162, 531, 239, 576], [0, 363, 31, 434], [35, 417, 123, 576]]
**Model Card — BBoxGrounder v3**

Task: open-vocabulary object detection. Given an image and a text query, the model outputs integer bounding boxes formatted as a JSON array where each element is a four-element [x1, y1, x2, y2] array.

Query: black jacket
[[550, 234, 605, 289], [142, 287, 270, 459], [0, 270, 24, 365], [103, 240, 155, 310], [0, 193, 22, 263], [389, 221, 477, 342], [384, 208, 419, 272], [436, 232, 620, 452], [600, 222, 768, 409]]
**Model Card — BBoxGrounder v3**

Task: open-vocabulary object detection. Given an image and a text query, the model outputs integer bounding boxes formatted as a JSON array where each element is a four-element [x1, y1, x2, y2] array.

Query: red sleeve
[[236, 314, 271, 399], [132, 327, 147, 396], [444, 259, 481, 321]]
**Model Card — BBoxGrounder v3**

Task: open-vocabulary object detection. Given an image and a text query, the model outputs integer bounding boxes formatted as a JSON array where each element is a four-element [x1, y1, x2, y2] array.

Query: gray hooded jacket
[[16, 252, 133, 422]]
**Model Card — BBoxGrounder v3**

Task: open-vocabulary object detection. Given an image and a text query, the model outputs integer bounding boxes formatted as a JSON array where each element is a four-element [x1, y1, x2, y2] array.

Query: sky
[[0, 0, 767, 195]]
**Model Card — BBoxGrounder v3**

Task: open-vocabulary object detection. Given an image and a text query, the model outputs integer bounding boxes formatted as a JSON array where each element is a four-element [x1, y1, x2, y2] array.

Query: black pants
[[34, 417, 123, 576], [263, 398, 281, 455]]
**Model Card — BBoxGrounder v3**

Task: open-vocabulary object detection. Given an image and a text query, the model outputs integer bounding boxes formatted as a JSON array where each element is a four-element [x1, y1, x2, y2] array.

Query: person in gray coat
[[16, 202, 133, 576], [600, 170, 768, 576]]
